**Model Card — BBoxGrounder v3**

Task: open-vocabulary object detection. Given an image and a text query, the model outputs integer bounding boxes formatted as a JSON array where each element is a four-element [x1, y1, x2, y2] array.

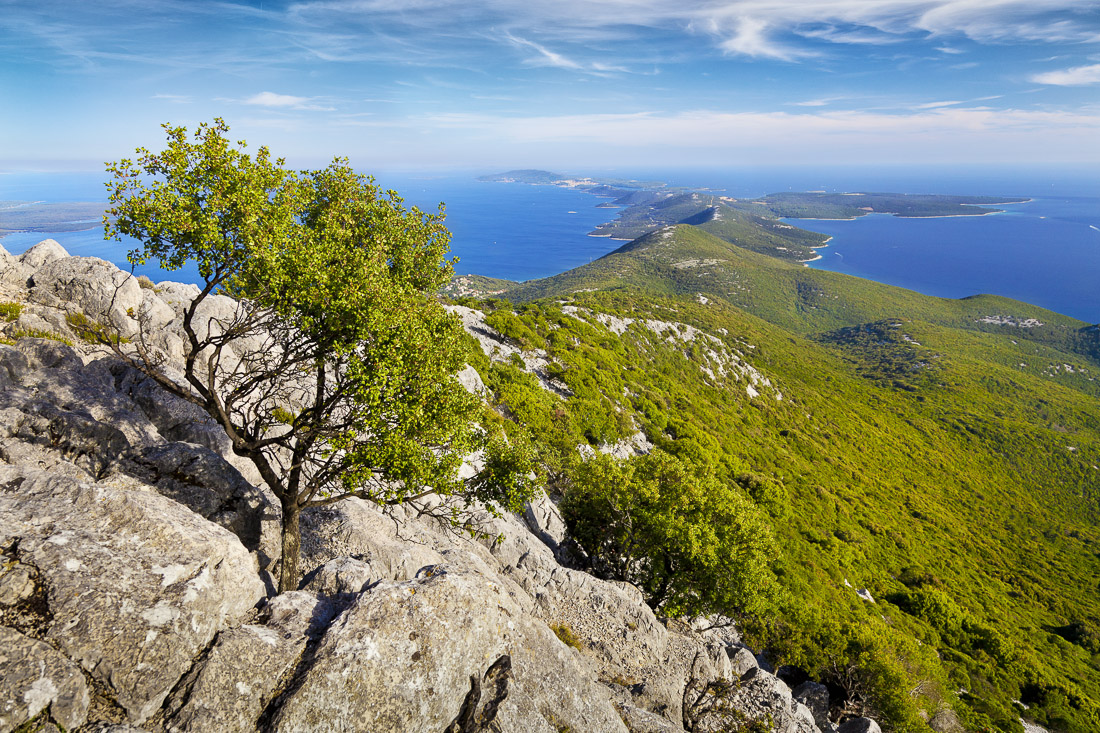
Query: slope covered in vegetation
[[451, 221, 1100, 732]]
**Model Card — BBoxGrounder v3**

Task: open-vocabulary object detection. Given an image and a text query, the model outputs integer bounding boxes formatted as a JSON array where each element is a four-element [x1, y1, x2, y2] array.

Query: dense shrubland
[[449, 221, 1100, 731]]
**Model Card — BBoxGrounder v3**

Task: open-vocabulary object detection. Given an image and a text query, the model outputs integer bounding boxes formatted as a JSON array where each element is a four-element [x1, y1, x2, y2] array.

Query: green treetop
[[100, 119, 536, 592]]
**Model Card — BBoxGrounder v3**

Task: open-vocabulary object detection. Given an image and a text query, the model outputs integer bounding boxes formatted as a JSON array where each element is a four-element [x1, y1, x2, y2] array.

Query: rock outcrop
[[0, 242, 849, 733]]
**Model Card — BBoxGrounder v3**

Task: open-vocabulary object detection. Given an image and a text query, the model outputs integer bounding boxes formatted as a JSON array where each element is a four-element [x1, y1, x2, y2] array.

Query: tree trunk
[[279, 497, 302, 593]]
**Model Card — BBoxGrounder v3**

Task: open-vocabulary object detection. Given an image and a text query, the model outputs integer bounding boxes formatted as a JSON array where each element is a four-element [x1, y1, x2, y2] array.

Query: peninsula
[[479, 170, 1030, 263]]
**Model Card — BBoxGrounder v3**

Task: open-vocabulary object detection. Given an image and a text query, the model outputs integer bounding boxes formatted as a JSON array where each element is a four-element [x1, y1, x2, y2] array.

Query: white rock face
[[273, 567, 629, 733], [0, 467, 264, 725], [30, 256, 143, 337], [0, 626, 90, 731], [17, 239, 69, 270], [445, 304, 570, 394]]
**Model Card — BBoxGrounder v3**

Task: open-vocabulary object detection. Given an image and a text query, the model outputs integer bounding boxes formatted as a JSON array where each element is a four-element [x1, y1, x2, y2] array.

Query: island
[[0, 200, 107, 236], [479, 170, 1031, 264]]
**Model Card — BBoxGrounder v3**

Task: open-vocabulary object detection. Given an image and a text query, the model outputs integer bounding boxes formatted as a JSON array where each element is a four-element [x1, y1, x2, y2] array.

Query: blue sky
[[1, 0, 1098, 171]]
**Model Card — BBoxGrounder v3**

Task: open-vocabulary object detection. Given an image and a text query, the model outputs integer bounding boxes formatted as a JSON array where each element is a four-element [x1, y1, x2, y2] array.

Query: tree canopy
[[101, 119, 536, 592], [561, 448, 779, 619]]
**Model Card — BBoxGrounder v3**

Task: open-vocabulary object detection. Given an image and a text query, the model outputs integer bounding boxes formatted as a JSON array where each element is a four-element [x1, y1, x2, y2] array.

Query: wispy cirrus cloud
[[241, 92, 336, 112], [151, 93, 192, 104], [502, 33, 583, 70], [413, 105, 1100, 165], [913, 100, 964, 109], [1031, 63, 1100, 86], [502, 32, 630, 74]]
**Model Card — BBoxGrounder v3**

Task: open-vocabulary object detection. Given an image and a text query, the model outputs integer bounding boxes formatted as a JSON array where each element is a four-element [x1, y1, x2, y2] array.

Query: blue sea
[[1, 166, 1097, 323]]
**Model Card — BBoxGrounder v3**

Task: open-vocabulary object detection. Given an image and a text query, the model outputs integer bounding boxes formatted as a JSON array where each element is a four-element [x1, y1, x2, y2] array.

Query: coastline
[[894, 210, 1004, 219], [588, 233, 634, 241]]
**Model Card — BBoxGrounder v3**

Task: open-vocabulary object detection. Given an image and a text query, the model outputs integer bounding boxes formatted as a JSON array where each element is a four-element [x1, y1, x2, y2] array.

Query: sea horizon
[[2, 166, 1097, 323]]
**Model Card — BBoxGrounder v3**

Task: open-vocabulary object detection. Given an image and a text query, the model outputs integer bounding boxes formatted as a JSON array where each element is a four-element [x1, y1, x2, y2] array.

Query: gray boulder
[[727, 667, 821, 733], [0, 466, 265, 725], [164, 591, 337, 733], [112, 366, 265, 485], [299, 497, 450, 584], [457, 363, 488, 395], [300, 556, 376, 599], [928, 708, 965, 733], [615, 700, 686, 733], [29, 256, 142, 337], [0, 625, 90, 732], [0, 243, 31, 288], [729, 646, 760, 678], [273, 566, 629, 733], [129, 440, 280, 567], [17, 239, 69, 270], [837, 717, 882, 733], [793, 680, 834, 732], [6, 342, 163, 451], [523, 490, 569, 556]]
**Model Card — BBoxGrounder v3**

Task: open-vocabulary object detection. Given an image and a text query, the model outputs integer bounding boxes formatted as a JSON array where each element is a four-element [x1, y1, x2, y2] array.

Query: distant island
[[479, 169, 1029, 264], [0, 200, 107, 237]]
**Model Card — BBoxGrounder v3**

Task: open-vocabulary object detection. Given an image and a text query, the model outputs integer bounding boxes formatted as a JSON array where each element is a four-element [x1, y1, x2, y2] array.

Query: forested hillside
[[451, 219, 1100, 732]]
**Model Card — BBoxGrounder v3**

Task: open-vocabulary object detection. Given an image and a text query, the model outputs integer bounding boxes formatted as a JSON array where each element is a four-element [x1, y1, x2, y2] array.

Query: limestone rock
[[273, 566, 628, 733], [0, 625, 90, 732], [299, 497, 448, 584], [837, 717, 882, 733], [615, 700, 686, 733], [793, 681, 834, 732], [726, 667, 820, 733], [8, 342, 163, 451], [300, 557, 376, 599], [29, 256, 142, 337], [457, 364, 488, 395], [0, 467, 265, 725], [0, 244, 31, 288], [112, 366, 264, 485], [17, 239, 69, 270], [129, 440, 280, 567], [523, 491, 569, 556], [928, 708, 965, 733], [729, 646, 760, 677], [164, 591, 337, 733]]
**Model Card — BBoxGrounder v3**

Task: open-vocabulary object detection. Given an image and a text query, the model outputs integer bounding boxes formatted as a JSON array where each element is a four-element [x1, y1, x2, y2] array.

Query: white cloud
[[503, 33, 583, 70], [285, 0, 1100, 63], [717, 16, 809, 60], [502, 33, 629, 73], [913, 100, 963, 109], [411, 105, 1100, 164], [151, 93, 191, 104], [242, 91, 336, 111], [1031, 63, 1100, 86]]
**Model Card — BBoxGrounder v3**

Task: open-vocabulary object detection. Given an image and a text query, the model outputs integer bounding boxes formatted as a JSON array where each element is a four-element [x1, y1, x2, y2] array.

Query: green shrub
[[65, 312, 128, 345], [0, 301, 22, 321], [561, 449, 779, 618], [8, 328, 73, 346], [735, 472, 789, 519], [551, 623, 584, 650]]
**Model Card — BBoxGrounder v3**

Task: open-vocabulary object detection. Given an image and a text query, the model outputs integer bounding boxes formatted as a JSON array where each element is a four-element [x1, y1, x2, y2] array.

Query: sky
[[1, 0, 1099, 171]]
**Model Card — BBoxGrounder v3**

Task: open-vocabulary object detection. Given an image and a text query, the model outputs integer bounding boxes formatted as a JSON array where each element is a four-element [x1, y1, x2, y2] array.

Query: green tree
[[560, 449, 779, 618], [99, 120, 536, 592]]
